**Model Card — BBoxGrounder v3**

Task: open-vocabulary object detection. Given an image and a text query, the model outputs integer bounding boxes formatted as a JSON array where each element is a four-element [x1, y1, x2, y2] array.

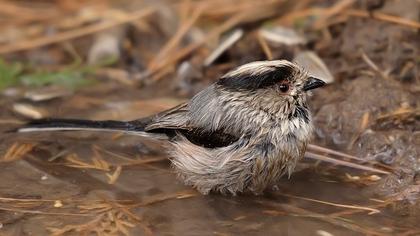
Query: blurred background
[[0, 0, 419, 235]]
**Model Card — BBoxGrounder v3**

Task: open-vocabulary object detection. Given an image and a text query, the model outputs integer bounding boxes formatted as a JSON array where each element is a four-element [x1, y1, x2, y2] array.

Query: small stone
[[13, 103, 47, 119], [316, 230, 334, 236], [260, 26, 307, 46], [54, 200, 63, 208], [204, 29, 243, 67], [367, 175, 381, 181], [294, 51, 334, 84]]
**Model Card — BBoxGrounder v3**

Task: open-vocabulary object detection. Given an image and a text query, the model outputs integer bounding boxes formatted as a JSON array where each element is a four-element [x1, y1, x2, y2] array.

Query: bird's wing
[[134, 102, 239, 148]]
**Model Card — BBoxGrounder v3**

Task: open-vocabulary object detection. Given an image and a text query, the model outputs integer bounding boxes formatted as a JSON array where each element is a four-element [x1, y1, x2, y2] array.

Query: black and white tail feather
[[17, 118, 148, 135], [15, 103, 190, 139]]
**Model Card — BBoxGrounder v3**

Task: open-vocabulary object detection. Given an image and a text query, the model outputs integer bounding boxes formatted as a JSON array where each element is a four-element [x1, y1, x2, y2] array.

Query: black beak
[[303, 77, 326, 91]]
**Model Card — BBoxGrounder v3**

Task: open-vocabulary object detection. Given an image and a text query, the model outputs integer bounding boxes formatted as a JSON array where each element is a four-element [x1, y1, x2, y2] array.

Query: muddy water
[[0, 91, 418, 236]]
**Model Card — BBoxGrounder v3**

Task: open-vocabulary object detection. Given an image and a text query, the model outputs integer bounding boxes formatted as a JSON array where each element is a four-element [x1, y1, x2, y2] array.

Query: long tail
[[15, 118, 153, 136]]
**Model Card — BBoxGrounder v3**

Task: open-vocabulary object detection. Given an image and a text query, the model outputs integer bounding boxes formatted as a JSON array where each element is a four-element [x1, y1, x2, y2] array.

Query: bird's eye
[[279, 84, 289, 93]]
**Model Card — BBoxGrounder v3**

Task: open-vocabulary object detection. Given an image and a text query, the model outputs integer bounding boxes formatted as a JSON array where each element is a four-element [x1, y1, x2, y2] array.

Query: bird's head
[[217, 60, 325, 97], [216, 60, 326, 121]]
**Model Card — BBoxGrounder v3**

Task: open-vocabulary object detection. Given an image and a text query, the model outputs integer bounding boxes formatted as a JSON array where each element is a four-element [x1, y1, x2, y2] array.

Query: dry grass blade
[[348, 112, 370, 149], [2, 143, 35, 162], [257, 33, 273, 60], [64, 153, 110, 171], [273, 203, 389, 236], [106, 166, 122, 184], [47, 214, 104, 236], [78, 203, 113, 214], [148, 4, 205, 70], [0, 1, 57, 20], [112, 212, 131, 236], [93, 145, 134, 162], [345, 9, 420, 29], [115, 206, 153, 236], [204, 28, 244, 67], [377, 107, 420, 123], [277, 193, 380, 215], [150, 10, 247, 78], [131, 190, 198, 208], [0, 7, 155, 54], [101, 199, 140, 221], [307, 145, 392, 171], [361, 50, 391, 80], [94, 197, 154, 236], [149, 0, 285, 79], [54, 199, 147, 236], [307, 144, 367, 162], [329, 202, 389, 217], [0, 119, 25, 125], [0, 196, 133, 207], [305, 152, 390, 174], [277, 5, 420, 30], [0, 206, 90, 216], [0, 197, 56, 202], [120, 156, 168, 166], [94, 145, 169, 169], [200, 0, 282, 18], [313, 0, 355, 29], [276, 7, 323, 25]]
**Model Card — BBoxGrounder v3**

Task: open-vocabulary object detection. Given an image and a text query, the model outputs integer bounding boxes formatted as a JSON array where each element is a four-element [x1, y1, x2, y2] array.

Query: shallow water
[[0, 129, 417, 236]]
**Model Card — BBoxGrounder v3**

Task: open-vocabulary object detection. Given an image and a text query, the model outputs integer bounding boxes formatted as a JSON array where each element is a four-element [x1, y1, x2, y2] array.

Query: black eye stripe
[[217, 66, 295, 91]]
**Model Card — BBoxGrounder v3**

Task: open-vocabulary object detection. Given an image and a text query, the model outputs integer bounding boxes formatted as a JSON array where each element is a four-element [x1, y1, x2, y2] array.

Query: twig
[[0, 7, 155, 54], [305, 152, 390, 174]]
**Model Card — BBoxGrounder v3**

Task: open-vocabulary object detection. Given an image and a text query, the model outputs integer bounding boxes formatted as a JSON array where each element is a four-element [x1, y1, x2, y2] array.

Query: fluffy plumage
[[17, 60, 325, 195]]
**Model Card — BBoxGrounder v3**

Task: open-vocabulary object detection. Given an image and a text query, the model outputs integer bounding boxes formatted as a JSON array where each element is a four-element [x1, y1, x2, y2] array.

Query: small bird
[[17, 60, 325, 195]]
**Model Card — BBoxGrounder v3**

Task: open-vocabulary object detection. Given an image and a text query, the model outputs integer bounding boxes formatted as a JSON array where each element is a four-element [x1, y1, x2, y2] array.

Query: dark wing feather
[[178, 129, 239, 148]]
